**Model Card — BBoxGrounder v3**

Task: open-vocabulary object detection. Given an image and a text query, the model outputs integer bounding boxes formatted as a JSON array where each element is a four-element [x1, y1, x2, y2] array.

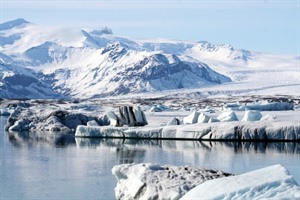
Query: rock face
[[112, 163, 233, 200], [181, 164, 300, 200]]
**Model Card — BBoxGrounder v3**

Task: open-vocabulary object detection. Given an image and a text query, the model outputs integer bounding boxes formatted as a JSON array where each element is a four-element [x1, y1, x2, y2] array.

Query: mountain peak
[[90, 26, 113, 35], [0, 18, 30, 31]]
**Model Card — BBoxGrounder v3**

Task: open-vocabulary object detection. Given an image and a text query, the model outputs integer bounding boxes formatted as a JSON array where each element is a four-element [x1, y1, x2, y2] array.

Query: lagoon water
[[1, 116, 299, 200]]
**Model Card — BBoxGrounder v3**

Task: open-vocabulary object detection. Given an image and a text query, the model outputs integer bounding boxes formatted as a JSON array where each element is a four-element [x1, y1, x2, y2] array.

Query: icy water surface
[[1, 116, 299, 200]]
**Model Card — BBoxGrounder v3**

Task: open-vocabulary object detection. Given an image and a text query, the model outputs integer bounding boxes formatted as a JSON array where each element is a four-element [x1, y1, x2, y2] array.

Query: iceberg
[[183, 111, 200, 124], [241, 110, 262, 122], [76, 121, 300, 141], [112, 163, 232, 200], [223, 101, 294, 111], [112, 163, 300, 200], [181, 164, 300, 200], [197, 112, 210, 123], [217, 111, 239, 122]]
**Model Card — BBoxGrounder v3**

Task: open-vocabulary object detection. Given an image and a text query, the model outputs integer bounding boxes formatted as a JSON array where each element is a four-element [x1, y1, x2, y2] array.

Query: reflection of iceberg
[[7, 131, 75, 147], [75, 138, 299, 154]]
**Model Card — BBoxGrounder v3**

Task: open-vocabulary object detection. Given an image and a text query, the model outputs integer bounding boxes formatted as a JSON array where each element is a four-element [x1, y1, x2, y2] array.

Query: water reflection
[[6, 130, 300, 155], [7, 131, 76, 147], [76, 138, 300, 154]]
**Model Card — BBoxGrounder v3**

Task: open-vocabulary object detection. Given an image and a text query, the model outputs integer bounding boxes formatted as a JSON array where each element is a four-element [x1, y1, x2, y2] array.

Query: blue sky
[[1, 0, 299, 54]]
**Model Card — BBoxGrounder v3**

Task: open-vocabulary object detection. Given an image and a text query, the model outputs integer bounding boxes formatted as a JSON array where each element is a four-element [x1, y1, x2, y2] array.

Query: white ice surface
[[181, 164, 300, 200]]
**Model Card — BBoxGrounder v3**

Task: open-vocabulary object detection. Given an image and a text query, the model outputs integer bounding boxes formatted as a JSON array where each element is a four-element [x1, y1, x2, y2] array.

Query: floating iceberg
[[224, 101, 294, 111], [241, 110, 262, 122], [0, 108, 10, 116], [76, 121, 300, 141], [112, 163, 232, 200], [181, 164, 300, 200], [197, 112, 210, 123], [217, 111, 239, 122], [183, 111, 199, 124]]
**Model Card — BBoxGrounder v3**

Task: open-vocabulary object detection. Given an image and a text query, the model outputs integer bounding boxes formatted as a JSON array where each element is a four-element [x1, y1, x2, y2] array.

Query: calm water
[[1, 116, 299, 200]]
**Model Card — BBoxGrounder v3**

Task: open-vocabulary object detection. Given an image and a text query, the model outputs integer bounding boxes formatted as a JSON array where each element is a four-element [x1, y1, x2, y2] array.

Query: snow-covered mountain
[[0, 53, 62, 99], [0, 19, 299, 99]]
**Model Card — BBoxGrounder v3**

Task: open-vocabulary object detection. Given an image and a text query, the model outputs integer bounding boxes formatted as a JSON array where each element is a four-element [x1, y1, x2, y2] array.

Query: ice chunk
[[0, 108, 10, 116], [208, 117, 220, 123], [197, 112, 210, 123], [149, 105, 170, 112], [112, 163, 232, 200], [87, 120, 99, 126], [183, 111, 200, 124], [75, 125, 126, 137], [167, 117, 182, 126], [224, 101, 294, 111], [8, 119, 29, 132], [107, 111, 120, 126], [261, 114, 277, 121], [133, 106, 148, 126], [217, 111, 239, 122], [181, 164, 300, 200], [241, 110, 262, 122]]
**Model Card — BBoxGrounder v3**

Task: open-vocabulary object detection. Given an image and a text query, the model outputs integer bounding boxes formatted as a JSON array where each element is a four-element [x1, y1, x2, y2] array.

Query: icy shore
[[76, 120, 300, 141]]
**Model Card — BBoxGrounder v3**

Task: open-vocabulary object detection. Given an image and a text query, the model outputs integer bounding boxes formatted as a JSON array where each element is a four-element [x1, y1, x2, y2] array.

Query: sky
[[0, 0, 299, 54]]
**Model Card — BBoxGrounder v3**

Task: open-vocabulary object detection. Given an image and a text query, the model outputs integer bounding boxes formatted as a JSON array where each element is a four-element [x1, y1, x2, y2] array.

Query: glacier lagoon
[[0, 116, 299, 200]]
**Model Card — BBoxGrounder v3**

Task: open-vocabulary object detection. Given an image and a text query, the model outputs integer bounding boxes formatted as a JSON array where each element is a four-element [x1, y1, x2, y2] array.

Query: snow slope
[[0, 54, 61, 99], [1, 18, 299, 99]]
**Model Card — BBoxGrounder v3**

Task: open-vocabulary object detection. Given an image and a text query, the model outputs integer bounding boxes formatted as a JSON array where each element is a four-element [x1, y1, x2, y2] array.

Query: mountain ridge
[[0, 19, 299, 99]]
